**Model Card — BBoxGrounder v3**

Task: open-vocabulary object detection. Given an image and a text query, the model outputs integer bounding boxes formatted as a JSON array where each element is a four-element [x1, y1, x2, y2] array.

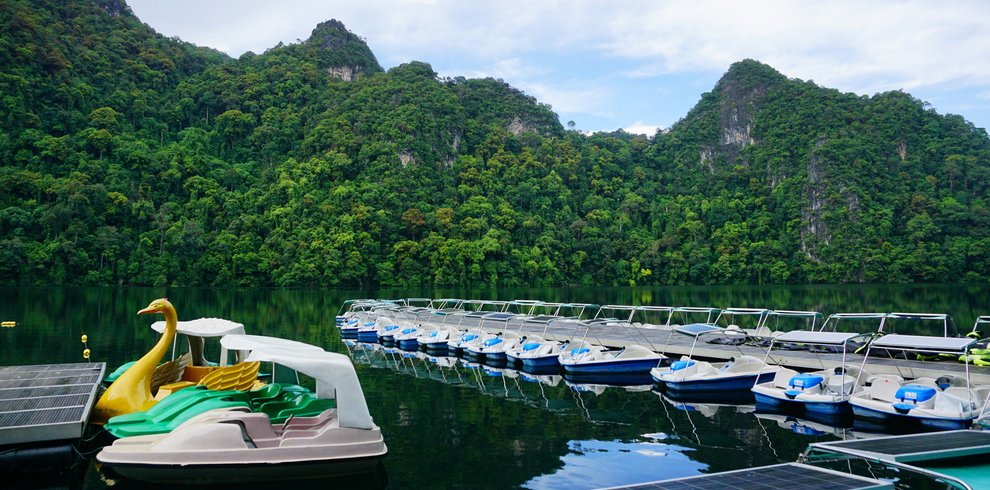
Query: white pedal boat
[[849, 333, 990, 430], [751, 330, 873, 415], [651, 323, 780, 391]]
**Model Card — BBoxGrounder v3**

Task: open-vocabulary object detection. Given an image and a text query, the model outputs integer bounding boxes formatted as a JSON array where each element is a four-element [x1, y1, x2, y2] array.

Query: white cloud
[[622, 122, 661, 136], [127, 0, 990, 131]]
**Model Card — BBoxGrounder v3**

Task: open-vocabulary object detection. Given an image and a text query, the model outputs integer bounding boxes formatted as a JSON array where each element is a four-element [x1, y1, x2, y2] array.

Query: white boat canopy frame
[[152, 318, 247, 366], [220, 334, 375, 430]]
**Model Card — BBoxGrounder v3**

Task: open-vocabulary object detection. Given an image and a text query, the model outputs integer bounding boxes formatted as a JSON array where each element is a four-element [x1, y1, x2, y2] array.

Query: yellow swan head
[[138, 298, 173, 316]]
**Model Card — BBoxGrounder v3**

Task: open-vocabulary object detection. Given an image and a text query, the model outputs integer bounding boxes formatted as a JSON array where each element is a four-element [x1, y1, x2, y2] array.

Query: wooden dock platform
[[0, 362, 105, 446]]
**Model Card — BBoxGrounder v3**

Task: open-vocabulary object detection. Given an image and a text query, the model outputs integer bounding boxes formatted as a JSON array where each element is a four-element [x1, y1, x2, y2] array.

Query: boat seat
[[773, 368, 798, 389], [866, 374, 903, 385], [277, 398, 336, 419], [826, 375, 857, 396], [870, 378, 902, 402], [934, 388, 976, 413], [248, 383, 283, 400]]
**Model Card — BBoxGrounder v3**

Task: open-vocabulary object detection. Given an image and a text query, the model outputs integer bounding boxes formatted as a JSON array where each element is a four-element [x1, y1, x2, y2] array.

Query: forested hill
[[2, 0, 989, 287]]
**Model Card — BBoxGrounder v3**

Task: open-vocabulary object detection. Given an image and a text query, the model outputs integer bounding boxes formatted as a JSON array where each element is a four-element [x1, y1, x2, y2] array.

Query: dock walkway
[[0, 362, 105, 446], [460, 317, 990, 384]]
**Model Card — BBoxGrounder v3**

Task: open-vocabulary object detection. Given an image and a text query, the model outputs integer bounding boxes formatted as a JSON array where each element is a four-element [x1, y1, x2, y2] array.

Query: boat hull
[[753, 392, 850, 416], [102, 454, 386, 484], [339, 328, 359, 339], [851, 404, 973, 431], [561, 357, 660, 375], [519, 355, 561, 370], [661, 371, 774, 392], [356, 331, 379, 343], [397, 339, 419, 351]]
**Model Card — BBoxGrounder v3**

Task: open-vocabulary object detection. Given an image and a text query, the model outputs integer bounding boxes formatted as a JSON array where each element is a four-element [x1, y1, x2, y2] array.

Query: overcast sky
[[128, 0, 990, 135]]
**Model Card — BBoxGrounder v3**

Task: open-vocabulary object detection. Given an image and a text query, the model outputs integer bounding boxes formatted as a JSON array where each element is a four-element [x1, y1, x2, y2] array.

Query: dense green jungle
[[2, 0, 989, 288]]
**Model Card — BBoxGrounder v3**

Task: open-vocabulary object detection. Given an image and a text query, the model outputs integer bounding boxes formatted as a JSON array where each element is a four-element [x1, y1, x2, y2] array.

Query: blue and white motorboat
[[465, 313, 526, 362], [504, 306, 598, 368], [339, 317, 362, 339], [557, 310, 666, 376], [418, 326, 462, 352], [651, 309, 825, 391], [559, 343, 664, 375], [356, 314, 397, 343], [448, 328, 492, 357], [849, 326, 990, 430], [392, 323, 423, 350], [652, 323, 780, 391], [334, 298, 372, 326], [751, 330, 875, 415]]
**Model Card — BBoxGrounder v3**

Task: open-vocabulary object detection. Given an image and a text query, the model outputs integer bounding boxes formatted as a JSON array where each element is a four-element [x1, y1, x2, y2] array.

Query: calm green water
[[1, 285, 986, 488]]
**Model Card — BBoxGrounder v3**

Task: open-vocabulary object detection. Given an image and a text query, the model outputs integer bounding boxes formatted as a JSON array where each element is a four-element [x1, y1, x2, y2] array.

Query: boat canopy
[[768, 310, 824, 319], [887, 312, 948, 320], [151, 318, 245, 338], [219, 334, 326, 354], [673, 323, 722, 337], [479, 312, 516, 321], [772, 330, 862, 345], [827, 312, 888, 320], [220, 334, 375, 430], [868, 334, 976, 353], [719, 307, 769, 316]]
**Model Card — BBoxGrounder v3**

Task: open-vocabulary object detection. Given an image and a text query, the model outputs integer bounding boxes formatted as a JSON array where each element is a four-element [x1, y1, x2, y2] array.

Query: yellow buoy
[[83, 348, 91, 359], [81, 334, 88, 343], [1, 321, 15, 328]]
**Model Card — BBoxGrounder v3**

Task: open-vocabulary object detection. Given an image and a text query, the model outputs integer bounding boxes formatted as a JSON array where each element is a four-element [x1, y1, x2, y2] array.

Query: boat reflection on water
[[563, 372, 656, 388], [655, 384, 757, 405]]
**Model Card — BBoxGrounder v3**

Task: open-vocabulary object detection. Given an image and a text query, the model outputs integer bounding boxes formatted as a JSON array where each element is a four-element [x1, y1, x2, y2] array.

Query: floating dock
[[462, 317, 990, 384], [809, 430, 990, 463], [0, 362, 105, 446], [599, 463, 892, 489]]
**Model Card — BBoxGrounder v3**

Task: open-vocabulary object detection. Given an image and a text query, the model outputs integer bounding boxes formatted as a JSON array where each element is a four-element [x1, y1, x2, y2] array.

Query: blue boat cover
[[671, 360, 697, 371], [364, 322, 375, 327], [401, 328, 417, 334], [570, 347, 590, 355], [429, 331, 439, 337], [789, 374, 824, 389], [385, 325, 400, 331], [462, 334, 478, 341], [895, 385, 937, 404], [483, 338, 503, 347], [522, 342, 540, 351]]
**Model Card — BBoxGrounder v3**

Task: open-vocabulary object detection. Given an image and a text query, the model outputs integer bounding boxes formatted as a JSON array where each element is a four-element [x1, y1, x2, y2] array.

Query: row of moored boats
[[338, 298, 990, 431]]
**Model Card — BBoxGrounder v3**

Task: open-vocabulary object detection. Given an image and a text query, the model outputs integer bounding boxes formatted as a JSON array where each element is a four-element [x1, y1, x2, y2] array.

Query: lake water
[[2, 285, 987, 488]]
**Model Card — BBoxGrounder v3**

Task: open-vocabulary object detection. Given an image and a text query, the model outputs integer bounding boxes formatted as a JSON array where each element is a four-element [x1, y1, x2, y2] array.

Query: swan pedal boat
[[651, 323, 780, 391], [848, 334, 990, 430], [97, 334, 387, 484], [751, 330, 872, 415]]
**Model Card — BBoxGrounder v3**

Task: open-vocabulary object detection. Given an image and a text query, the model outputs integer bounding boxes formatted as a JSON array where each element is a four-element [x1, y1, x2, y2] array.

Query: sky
[[127, 0, 990, 136]]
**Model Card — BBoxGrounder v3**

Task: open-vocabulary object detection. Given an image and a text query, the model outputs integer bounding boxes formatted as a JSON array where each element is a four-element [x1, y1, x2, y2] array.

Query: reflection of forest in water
[[344, 340, 829, 488], [3, 284, 985, 366], [3, 285, 987, 488]]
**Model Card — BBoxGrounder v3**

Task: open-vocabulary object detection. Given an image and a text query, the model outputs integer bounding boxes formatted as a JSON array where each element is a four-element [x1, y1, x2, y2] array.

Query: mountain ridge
[[1, 0, 988, 287]]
